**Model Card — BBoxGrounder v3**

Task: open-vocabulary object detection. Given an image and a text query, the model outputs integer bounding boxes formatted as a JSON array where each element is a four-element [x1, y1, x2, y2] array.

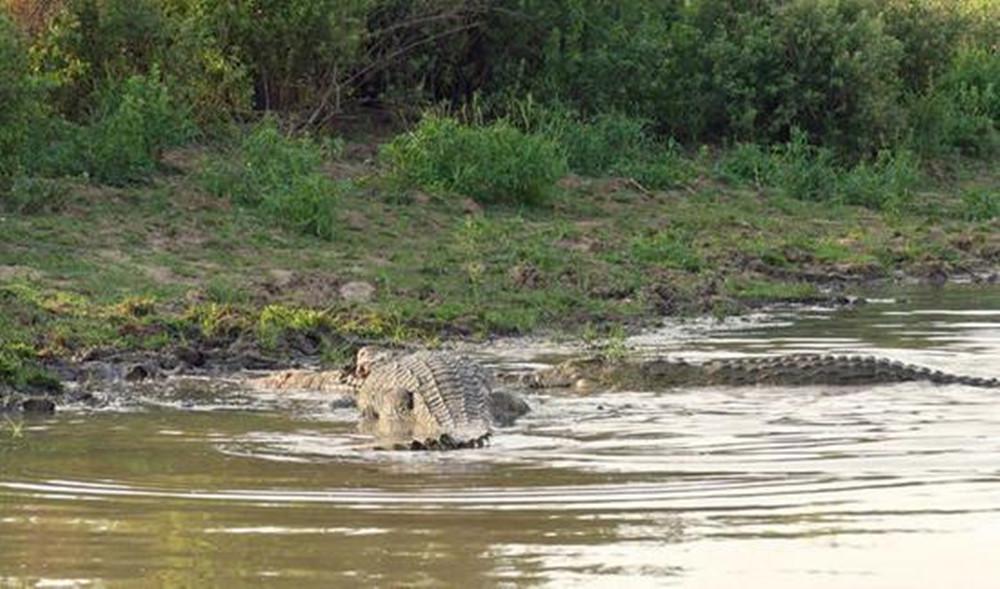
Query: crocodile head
[[354, 345, 398, 378]]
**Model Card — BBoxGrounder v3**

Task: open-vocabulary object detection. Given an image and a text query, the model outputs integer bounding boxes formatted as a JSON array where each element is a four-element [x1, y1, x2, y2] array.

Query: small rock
[[557, 174, 586, 190], [508, 263, 542, 288], [21, 398, 56, 414], [267, 269, 296, 287], [176, 346, 206, 368], [339, 281, 375, 303], [330, 394, 357, 410], [461, 198, 483, 215], [489, 390, 531, 426], [125, 364, 151, 382]]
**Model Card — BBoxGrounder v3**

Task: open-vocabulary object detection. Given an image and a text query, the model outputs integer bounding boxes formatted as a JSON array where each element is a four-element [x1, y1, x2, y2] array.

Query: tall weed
[[909, 47, 999, 157], [83, 69, 194, 184], [505, 100, 691, 188], [0, 13, 37, 180], [717, 130, 919, 211], [382, 116, 566, 206], [200, 120, 342, 239]]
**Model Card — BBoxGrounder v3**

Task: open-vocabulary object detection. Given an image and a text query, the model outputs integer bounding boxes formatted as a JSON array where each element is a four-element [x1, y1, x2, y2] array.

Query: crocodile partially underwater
[[351, 347, 529, 450], [345, 347, 998, 451], [8, 349, 996, 452], [524, 353, 1000, 391]]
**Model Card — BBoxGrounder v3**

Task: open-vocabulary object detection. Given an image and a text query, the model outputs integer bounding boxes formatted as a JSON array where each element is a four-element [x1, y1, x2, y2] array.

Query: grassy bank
[[1, 0, 998, 390], [2, 131, 998, 387]]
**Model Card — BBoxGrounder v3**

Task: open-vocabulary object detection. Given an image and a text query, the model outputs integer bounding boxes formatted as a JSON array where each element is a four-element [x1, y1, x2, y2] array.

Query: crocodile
[[351, 347, 529, 450], [523, 353, 1000, 391]]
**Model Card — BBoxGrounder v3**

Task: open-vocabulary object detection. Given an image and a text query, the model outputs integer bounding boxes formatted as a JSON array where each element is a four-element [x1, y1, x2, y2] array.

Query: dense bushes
[[0, 13, 36, 180], [1, 0, 998, 209], [482, 0, 917, 154], [909, 48, 1000, 157], [21, 69, 194, 185], [382, 116, 566, 205], [716, 132, 919, 210], [200, 120, 344, 239], [26, 0, 249, 126], [80, 70, 194, 183]]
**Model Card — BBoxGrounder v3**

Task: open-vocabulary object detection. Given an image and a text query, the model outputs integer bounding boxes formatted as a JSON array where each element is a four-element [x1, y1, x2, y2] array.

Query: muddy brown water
[[2, 285, 1000, 587]]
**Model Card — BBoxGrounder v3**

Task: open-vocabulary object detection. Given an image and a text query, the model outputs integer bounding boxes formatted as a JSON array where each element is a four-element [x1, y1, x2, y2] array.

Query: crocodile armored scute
[[528, 353, 1000, 390], [356, 350, 495, 449]]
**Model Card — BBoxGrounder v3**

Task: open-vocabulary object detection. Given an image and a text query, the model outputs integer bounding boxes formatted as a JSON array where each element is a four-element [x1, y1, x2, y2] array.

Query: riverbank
[[1, 141, 998, 393]]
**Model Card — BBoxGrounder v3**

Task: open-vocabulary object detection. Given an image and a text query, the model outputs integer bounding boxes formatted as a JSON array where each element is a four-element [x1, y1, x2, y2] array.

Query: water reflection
[[2, 284, 999, 587]]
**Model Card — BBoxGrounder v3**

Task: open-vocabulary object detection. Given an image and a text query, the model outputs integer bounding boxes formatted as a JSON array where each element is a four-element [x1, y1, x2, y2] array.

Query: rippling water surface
[[2, 285, 1000, 587]]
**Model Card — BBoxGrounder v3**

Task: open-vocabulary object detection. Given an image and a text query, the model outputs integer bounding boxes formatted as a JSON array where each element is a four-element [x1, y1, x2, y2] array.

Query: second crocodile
[[524, 353, 1000, 391]]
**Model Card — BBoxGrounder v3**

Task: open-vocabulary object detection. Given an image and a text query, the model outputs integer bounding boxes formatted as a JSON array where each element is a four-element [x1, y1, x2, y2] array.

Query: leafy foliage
[[382, 115, 567, 205], [200, 120, 343, 239], [1, 0, 998, 200], [961, 188, 999, 222], [717, 131, 919, 210], [83, 69, 194, 184], [0, 13, 36, 180], [26, 0, 249, 126], [19, 68, 193, 185], [909, 47, 999, 157], [0, 340, 61, 393]]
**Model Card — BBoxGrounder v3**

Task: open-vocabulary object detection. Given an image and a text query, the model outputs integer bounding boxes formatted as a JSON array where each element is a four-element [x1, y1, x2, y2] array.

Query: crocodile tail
[[933, 373, 1000, 388], [884, 360, 1000, 388]]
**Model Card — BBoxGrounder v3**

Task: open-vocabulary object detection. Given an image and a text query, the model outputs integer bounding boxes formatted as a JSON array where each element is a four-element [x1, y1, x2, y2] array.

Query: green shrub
[[961, 188, 999, 222], [1, 176, 69, 215], [27, 0, 249, 126], [202, 120, 324, 205], [543, 110, 655, 177], [0, 13, 37, 181], [630, 231, 704, 272], [81, 69, 194, 184], [909, 47, 999, 158], [768, 131, 840, 202], [13, 67, 193, 185], [717, 131, 919, 210], [382, 115, 567, 205], [881, 0, 959, 92], [837, 149, 919, 211], [708, 0, 905, 153], [486, 0, 908, 155], [715, 143, 777, 188], [200, 120, 342, 239], [194, 0, 370, 113], [610, 149, 694, 191], [503, 100, 691, 189], [485, 2, 708, 140], [0, 341, 60, 392]]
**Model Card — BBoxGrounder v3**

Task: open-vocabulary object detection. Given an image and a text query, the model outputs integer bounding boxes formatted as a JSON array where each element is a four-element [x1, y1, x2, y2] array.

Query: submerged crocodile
[[524, 353, 1000, 391], [351, 347, 530, 450]]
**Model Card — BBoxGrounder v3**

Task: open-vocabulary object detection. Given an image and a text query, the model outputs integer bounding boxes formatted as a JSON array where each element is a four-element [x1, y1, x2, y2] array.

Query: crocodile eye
[[404, 391, 414, 411]]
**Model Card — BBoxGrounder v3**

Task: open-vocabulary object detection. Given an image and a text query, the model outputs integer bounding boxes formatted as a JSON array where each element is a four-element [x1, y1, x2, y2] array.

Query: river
[[2, 285, 999, 587]]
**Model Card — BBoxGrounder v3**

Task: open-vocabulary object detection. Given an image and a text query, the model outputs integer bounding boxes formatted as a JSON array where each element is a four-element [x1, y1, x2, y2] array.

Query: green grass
[[381, 115, 567, 206], [199, 120, 345, 239], [1, 136, 998, 386]]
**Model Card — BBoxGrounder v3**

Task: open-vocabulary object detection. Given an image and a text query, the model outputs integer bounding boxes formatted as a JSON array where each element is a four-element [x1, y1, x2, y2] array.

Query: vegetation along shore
[[1, 0, 997, 396]]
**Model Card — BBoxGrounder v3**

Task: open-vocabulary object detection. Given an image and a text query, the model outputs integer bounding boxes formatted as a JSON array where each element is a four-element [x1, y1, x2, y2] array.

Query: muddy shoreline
[[6, 272, 999, 416]]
